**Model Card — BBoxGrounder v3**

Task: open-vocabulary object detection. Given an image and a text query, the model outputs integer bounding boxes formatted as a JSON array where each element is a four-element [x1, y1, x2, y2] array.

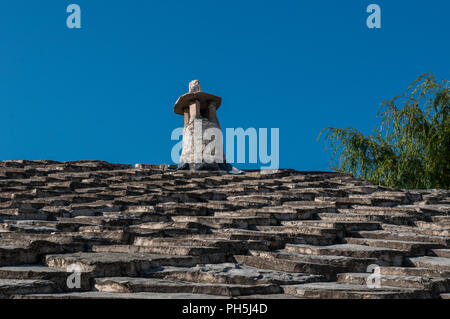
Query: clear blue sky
[[1, 0, 449, 170]]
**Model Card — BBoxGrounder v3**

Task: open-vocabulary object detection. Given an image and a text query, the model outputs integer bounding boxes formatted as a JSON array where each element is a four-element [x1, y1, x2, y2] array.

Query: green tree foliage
[[319, 74, 449, 189]]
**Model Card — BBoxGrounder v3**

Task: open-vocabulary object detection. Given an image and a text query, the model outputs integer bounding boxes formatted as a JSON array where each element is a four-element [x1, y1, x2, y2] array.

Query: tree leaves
[[319, 74, 449, 189]]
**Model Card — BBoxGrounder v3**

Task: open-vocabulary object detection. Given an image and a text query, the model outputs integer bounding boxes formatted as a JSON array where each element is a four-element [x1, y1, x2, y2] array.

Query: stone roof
[[0, 160, 449, 299]]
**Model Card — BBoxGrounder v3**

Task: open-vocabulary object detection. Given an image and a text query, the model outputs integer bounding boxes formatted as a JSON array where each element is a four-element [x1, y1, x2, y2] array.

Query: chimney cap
[[173, 80, 222, 116]]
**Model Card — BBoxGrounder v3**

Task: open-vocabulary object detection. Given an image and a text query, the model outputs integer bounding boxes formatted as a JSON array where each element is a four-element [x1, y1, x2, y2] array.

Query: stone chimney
[[173, 80, 240, 173]]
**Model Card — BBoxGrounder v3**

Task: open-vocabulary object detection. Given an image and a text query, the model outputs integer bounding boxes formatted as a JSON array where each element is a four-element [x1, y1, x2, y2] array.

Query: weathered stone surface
[[45, 252, 219, 277], [234, 255, 348, 280], [285, 243, 405, 266], [337, 272, 450, 294], [379, 266, 450, 278], [282, 282, 431, 299], [353, 229, 450, 246], [95, 277, 281, 297], [13, 291, 228, 299], [0, 160, 448, 299], [0, 279, 55, 298], [431, 249, 450, 258], [344, 237, 441, 256], [146, 263, 323, 285], [406, 256, 450, 271], [0, 265, 92, 291]]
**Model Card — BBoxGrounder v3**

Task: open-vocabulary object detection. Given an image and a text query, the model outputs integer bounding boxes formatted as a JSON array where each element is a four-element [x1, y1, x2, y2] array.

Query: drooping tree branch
[[319, 74, 449, 189]]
